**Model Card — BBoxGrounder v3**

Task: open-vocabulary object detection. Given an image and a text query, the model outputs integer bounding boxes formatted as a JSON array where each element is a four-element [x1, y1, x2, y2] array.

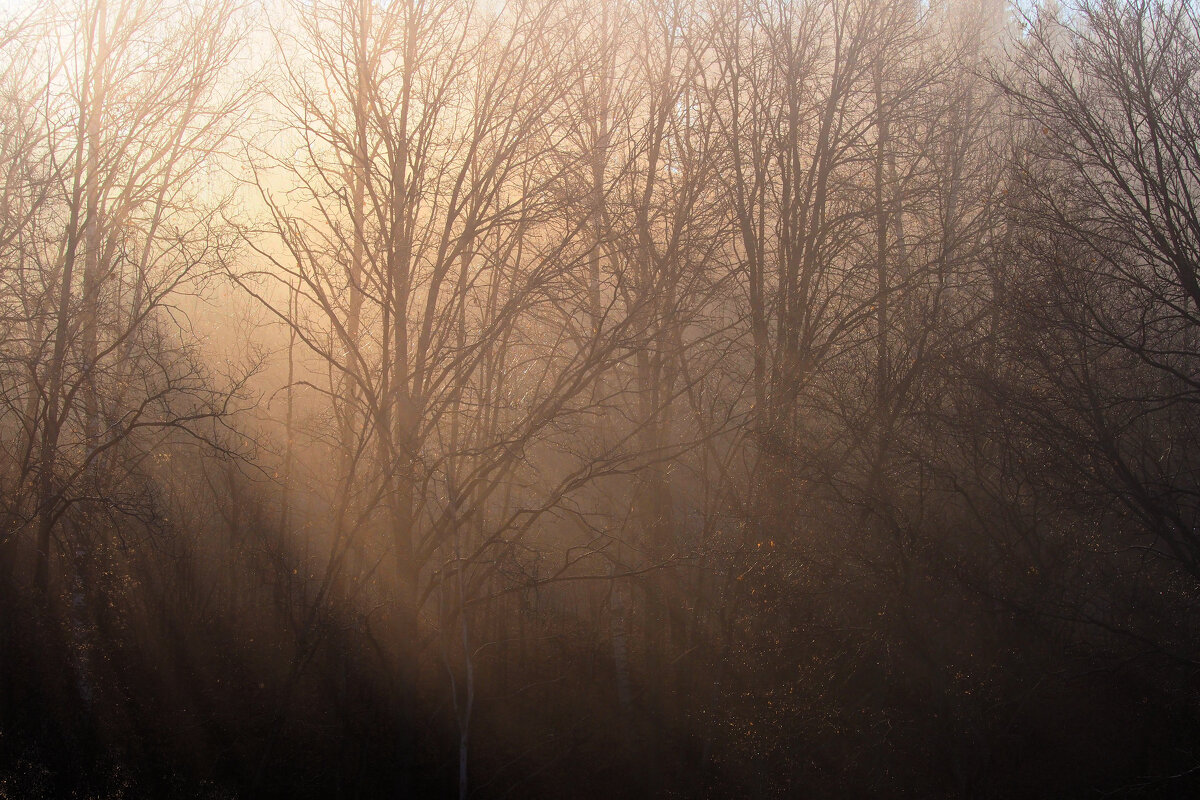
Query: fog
[[1, 0, 1199, 796]]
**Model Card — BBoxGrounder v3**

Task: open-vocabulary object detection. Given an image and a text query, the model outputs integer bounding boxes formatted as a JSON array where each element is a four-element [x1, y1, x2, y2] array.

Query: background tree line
[[0, 0, 1198, 796]]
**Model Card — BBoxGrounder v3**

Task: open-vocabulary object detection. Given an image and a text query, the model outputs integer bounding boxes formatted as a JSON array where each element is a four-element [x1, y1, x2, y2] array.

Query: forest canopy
[[0, 0, 1198, 796]]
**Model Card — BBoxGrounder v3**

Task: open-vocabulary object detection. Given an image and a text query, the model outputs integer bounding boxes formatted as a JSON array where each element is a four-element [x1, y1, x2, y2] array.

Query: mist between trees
[[0, 0, 1198, 796]]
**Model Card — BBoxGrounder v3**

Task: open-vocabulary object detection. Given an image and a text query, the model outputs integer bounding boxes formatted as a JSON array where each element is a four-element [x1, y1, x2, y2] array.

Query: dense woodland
[[0, 0, 1199, 796]]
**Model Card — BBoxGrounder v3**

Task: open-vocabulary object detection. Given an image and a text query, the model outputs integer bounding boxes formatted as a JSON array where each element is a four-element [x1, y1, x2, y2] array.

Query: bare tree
[[998, 0, 1200, 580], [238, 0, 715, 790], [0, 0, 254, 602]]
